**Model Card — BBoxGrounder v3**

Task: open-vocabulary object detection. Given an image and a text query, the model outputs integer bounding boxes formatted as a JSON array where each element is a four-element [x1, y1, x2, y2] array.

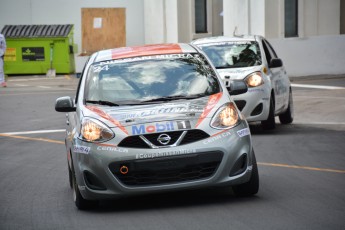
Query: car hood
[[83, 96, 214, 128], [217, 66, 261, 81]]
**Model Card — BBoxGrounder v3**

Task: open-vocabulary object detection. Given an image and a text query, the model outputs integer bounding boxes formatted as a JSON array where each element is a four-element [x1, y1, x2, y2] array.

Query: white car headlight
[[79, 117, 114, 142], [211, 103, 240, 129], [245, 72, 263, 87]]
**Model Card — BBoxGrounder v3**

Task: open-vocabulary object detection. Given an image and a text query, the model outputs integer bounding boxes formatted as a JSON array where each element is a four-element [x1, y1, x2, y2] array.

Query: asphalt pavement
[[0, 75, 344, 230]]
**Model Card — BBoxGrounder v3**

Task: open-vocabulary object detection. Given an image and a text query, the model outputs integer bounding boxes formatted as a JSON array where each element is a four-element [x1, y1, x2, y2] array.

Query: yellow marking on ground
[[1, 133, 344, 174], [258, 162, 345, 174], [0, 133, 64, 145], [64, 75, 71, 80]]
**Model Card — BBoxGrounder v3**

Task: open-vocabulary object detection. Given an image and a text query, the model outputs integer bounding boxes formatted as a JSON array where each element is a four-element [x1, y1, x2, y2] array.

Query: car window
[[197, 41, 262, 69], [262, 39, 277, 64], [84, 53, 221, 104], [264, 39, 278, 58]]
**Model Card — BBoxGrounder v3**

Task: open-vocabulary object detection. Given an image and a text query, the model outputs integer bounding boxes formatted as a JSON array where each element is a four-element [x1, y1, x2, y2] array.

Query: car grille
[[118, 130, 210, 148], [109, 151, 223, 186], [234, 100, 246, 111]]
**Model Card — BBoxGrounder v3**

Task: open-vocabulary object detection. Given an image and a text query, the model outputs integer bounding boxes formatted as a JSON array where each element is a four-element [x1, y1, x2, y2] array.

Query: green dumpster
[[1, 24, 75, 75]]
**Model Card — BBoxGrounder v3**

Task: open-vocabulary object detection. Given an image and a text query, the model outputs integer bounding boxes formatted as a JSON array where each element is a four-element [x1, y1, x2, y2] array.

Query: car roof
[[191, 35, 262, 45], [93, 43, 198, 62]]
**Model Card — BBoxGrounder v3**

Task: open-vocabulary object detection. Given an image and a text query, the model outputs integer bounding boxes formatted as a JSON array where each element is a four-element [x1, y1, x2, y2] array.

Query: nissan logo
[[157, 134, 171, 145]]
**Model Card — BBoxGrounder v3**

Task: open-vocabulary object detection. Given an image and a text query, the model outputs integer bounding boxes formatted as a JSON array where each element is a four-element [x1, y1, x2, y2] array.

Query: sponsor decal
[[274, 79, 288, 95], [96, 53, 197, 68], [73, 145, 91, 154], [113, 104, 193, 121], [132, 120, 191, 135], [248, 88, 265, 93], [136, 149, 196, 159], [195, 92, 223, 128], [203, 130, 231, 144], [97, 146, 128, 153], [198, 41, 252, 48], [237, 128, 250, 137], [86, 105, 129, 135]]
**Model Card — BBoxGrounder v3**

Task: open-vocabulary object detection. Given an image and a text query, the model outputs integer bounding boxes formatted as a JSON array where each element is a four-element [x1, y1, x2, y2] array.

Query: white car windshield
[[84, 53, 221, 105], [198, 41, 262, 69]]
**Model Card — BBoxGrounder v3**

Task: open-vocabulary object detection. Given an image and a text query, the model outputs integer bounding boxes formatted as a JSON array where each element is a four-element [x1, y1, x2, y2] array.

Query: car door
[[262, 39, 289, 113]]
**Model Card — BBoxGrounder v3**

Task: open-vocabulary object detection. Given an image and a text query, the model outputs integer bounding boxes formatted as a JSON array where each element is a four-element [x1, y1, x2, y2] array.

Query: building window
[[195, 0, 207, 33], [285, 0, 298, 37]]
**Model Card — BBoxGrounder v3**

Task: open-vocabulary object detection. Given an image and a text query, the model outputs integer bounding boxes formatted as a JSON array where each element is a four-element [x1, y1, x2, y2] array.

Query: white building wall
[[165, 0, 179, 43], [144, 0, 165, 44], [144, 0, 178, 44], [223, 0, 266, 37], [270, 35, 345, 77], [223, 0, 249, 36], [177, 0, 193, 43]]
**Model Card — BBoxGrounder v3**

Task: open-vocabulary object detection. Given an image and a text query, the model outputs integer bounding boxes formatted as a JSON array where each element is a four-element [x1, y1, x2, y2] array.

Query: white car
[[192, 36, 293, 130]]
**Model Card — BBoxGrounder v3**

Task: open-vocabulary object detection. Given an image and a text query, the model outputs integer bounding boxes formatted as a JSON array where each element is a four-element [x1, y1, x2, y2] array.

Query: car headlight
[[245, 72, 263, 87], [211, 103, 240, 129], [79, 117, 114, 142]]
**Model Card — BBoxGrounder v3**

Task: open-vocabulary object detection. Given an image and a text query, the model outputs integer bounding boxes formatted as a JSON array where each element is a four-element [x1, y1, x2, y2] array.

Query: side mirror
[[270, 58, 283, 68], [227, 80, 248, 96], [55, 96, 76, 112]]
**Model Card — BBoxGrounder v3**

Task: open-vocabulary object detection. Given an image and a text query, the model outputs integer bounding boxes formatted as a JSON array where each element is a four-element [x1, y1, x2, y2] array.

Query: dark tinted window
[[285, 0, 298, 37]]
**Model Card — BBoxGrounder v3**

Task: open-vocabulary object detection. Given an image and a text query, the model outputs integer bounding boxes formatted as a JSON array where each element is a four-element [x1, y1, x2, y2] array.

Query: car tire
[[71, 163, 98, 210], [279, 88, 294, 124], [232, 150, 259, 197], [68, 162, 73, 189], [261, 96, 276, 130]]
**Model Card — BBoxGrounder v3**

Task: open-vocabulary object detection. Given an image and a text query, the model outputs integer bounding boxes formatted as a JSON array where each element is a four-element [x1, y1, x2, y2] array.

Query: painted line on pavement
[[291, 84, 345, 90], [37, 86, 52, 89], [258, 162, 345, 174], [293, 122, 345, 125], [0, 132, 344, 174], [1, 129, 65, 135], [0, 133, 64, 144], [1, 129, 344, 174]]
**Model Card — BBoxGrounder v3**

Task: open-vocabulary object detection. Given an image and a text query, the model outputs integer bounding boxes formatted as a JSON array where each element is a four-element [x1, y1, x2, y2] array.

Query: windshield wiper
[[140, 94, 205, 103], [85, 100, 120, 106], [215, 66, 237, 69]]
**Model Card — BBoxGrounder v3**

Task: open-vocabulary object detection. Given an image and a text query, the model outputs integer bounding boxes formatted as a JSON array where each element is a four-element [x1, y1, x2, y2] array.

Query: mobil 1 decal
[[132, 120, 191, 135]]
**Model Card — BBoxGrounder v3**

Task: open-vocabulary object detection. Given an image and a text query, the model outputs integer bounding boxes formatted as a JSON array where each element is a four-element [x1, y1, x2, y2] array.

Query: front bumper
[[71, 121, 253, 200], [232, 85, 270, 122]]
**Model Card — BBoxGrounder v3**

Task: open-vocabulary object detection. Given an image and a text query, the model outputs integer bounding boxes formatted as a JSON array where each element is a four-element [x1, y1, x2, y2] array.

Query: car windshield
[[198, 41, 262, 69], [84, 53, 221, 105]]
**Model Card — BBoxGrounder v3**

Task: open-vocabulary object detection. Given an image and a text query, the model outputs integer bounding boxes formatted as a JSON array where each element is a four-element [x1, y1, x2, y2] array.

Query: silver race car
[[192, 36, 294, 130], [55, 43, 259, 209]]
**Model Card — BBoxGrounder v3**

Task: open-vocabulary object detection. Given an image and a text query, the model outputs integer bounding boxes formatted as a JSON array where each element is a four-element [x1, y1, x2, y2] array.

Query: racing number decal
[[177, 120, 191, 129]]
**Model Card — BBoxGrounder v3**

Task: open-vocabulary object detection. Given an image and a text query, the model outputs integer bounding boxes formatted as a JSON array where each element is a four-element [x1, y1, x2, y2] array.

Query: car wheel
[[71, 164, 98, 210], [279, 88, 294, 124], [261, 96, 276, 130], [68, 162, 73, 189], [232, 150, 259, 197]]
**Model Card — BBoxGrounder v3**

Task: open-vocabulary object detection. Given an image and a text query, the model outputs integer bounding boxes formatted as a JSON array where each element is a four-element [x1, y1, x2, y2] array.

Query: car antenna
[[233, 26, 244, 38]]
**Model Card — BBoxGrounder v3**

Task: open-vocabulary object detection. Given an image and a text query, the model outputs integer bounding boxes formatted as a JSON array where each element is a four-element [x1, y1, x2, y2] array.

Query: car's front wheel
[[71, 163, 98, 210], [232, 150, 259, 196], [279, 88, 294, 124], [261, 96, 276, 130]]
